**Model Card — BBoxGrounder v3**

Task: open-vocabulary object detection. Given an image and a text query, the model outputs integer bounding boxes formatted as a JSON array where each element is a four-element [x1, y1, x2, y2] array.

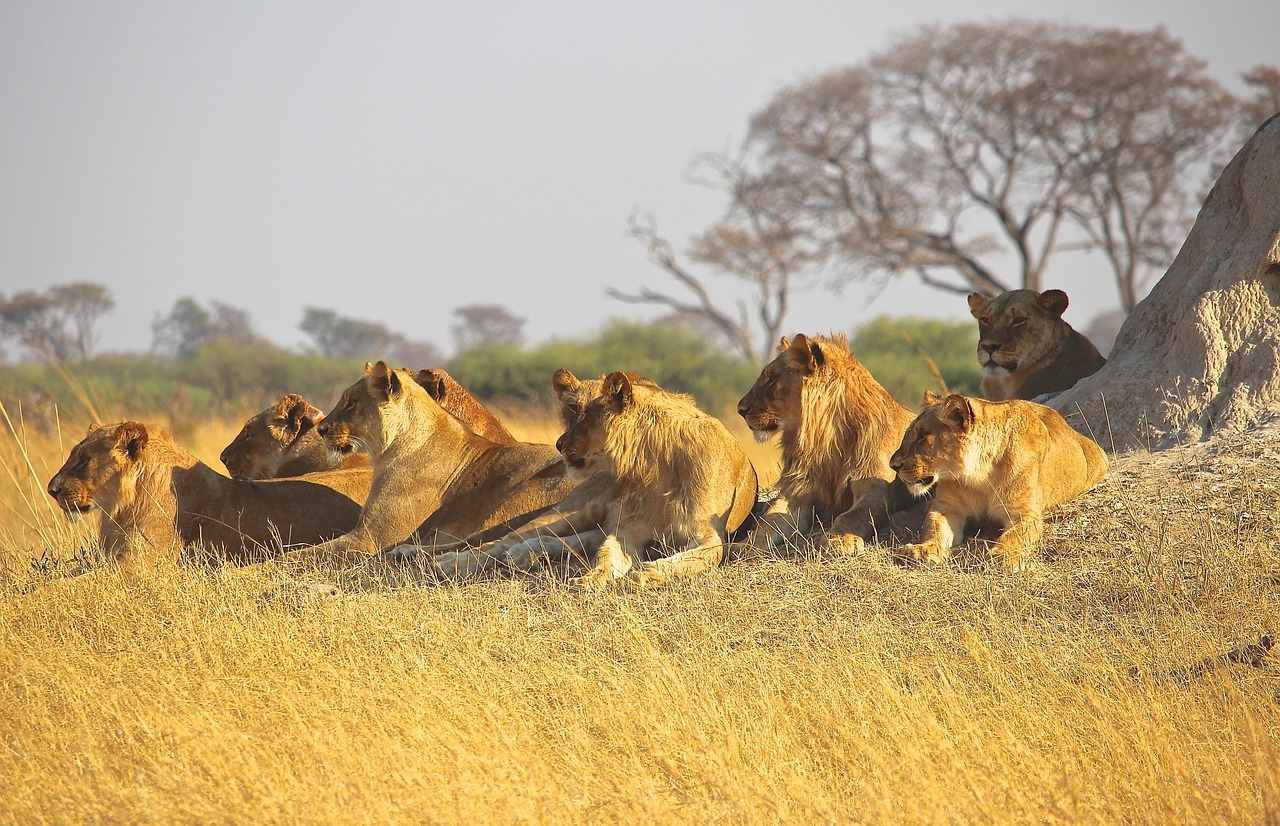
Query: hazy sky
[[1, 1, 1275, 358]]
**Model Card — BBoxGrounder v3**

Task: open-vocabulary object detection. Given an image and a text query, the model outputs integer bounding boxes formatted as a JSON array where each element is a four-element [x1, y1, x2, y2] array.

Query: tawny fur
[[890, 392, 1109, 568], [557, 372, 757, 588], [737, 333, 919, 554], [968, 289, 1106, 401], [286, 361, 578, 567], [48, 422, 370, 563]]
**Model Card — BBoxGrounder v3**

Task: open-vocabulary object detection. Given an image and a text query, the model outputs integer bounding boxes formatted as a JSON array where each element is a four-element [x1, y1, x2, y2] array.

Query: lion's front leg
[[988, 511, 1043, 570], [501, 528, 605, 572], [896, 507, 964, 565], [569, 534, 636, 587], [630, 525, 724, 589], [823, 478, 894, 555], [283, 530, 378, 570]]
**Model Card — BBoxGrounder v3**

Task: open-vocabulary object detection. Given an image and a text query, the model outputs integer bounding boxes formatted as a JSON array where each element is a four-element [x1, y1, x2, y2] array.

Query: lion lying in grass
[[47, 422, 371, 563], [285, 361, 577, 567], [968, 289, 1106, 401], [555, 371, 758, 588], [220, 370, 513, 480], [737, 333, 921, 555], [889, 392, 1109, 568]]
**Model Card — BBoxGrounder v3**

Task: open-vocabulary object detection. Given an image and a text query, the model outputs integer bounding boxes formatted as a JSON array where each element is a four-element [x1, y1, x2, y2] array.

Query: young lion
[[555, 372, 758, 588], [889, 392, 1109, 569], [968, 289, 1106, 401], [737, 333, 920, 554], [221, 371, 513, 480], [47, 422, 371, 563], [428, 369, 634, 577], [286, 361, 578, 567]]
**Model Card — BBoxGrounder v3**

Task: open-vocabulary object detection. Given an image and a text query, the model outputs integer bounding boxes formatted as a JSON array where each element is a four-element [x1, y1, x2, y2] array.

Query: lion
[[221, 371, 513, 480], [47, 421, 372, 563], [967, 289, 1106, 401], [284, 361, 578, 567], [737, 333, 921, 555], [427, 369, 670, 577], [555, 371, 758, 588], [889, 391, 1109, 569]]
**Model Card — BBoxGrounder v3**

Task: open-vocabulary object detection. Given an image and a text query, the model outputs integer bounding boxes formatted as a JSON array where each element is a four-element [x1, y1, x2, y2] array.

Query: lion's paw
[[894, 542, 944, 565], [432, 550, 484, 580], [821, 532, 864, 556]]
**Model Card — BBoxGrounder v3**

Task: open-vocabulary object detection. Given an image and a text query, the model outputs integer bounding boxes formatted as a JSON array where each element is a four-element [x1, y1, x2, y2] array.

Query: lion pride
[[968, 289, 1106, 401], [890, 392, 1108, 568], [555, 371, 757, 588], [737, 333, 921, 554], [284, 361, 577, 567], [47, 421, 370, 563]]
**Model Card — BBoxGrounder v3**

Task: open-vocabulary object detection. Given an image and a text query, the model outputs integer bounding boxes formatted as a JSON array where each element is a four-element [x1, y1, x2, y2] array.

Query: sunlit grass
[[2, 406, 1277, 824]]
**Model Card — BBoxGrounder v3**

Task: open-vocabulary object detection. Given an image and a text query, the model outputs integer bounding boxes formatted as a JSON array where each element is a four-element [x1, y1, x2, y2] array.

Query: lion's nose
[[736, 402, 749, 418], [980, 341, 999, 355], [889, 455, 903, 472], [554, 434, 566, 453], [316, 422, 330, 437], [47, 480, 62, 499]]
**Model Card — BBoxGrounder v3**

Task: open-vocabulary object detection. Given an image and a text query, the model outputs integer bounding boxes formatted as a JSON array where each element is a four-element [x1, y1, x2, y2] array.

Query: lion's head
[[967, 289, 1075, 377], [554, 371, 634, 477], [221, 394, 323, 480], [47, 422, 150, 520], [315, 361, 421, 460], [737, 334, 842, 441], [890, 392, 974, 497], [552, 369, 656, 480]]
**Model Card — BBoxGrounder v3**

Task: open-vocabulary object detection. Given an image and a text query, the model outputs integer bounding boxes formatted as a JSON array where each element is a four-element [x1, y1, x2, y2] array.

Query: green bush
[[851, 316, 982, 406]]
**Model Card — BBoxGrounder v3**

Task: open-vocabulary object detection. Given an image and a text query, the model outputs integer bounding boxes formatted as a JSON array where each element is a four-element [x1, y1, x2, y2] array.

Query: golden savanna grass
[[1, 402, 1277, 824]]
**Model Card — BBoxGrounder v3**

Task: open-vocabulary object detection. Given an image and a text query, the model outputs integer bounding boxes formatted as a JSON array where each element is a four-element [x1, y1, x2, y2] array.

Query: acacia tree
[[451, 304, 525, 351], [624, 20, 1259, 327], [0, 281, 115, 360], [152, 298, 264, 358]]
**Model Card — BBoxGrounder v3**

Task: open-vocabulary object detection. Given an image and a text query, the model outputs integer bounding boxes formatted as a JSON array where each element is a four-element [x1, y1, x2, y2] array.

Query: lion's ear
[[1039, 289, 1069, 317], [416, 369, 448, 402], [787, 334, 824, 371], [551, 368, 580, 397], [967, 292, 991, 318], [777, 336, 791, 354], [284, 397, 319, 433], [86, 422, 101, 434], [114, 421, 149, 460], [602, 371, 634, 412], [940, 395, 975, 429], [367, 361, 395, 400], [922, 389, 943, 407], [362, 361, 375, 375]]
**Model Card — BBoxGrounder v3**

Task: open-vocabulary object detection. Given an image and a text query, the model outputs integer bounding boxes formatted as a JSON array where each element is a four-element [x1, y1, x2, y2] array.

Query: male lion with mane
[[968, 289, 1106, 401], [221, 370, 513, 480], [555, 371, 757, 588], [737, 333, 921, 554], [285, 361, 578, 567], [890, 392, 1109, 569], [48, 422, 370, 563]]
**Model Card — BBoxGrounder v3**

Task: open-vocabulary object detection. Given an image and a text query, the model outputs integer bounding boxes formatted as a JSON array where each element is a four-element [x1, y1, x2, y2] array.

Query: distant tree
[[300, 307, 442, 366], [671, 21, 1240, 316], [301, 307, 391, 358], [1239, 64, 1280, 136], [153, 297, 264, 358], [452, 304, 525, 351], [851, 316, 983, 405], [0, 281, 115, 360]]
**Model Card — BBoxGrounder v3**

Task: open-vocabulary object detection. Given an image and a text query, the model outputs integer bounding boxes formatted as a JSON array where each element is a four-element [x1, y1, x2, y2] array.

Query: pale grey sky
[[1, 1, 1275, 358]]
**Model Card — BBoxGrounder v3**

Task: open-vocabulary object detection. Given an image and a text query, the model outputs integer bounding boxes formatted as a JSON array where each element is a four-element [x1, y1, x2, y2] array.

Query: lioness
[[889, 392, 1109, 569], [48, 422, 371, 563], [737, 333, 920, 554], [968, 289, 1106, 401], [221, 371, 513, 480], [286, 361, 578, 567], [556, 371, 758, 588]]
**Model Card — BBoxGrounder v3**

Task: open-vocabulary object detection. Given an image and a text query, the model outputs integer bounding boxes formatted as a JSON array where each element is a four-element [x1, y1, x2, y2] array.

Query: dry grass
[[2, 406, 1278, 824]]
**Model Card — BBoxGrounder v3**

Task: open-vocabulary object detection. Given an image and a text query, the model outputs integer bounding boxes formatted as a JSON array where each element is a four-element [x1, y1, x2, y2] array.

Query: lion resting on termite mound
[[47, 422, 371, 563], [556, 371, 758, 588], [968, 289, 1105, 402], [890, 392, 1108, 569], [220, 370, 514, 480], [737, 333, 921, 554], [286, 361, 578, 567]]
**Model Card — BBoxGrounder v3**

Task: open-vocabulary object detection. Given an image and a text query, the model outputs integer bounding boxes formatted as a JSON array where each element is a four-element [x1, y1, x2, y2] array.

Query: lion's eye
[[1010, 317, 1026, 328]]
